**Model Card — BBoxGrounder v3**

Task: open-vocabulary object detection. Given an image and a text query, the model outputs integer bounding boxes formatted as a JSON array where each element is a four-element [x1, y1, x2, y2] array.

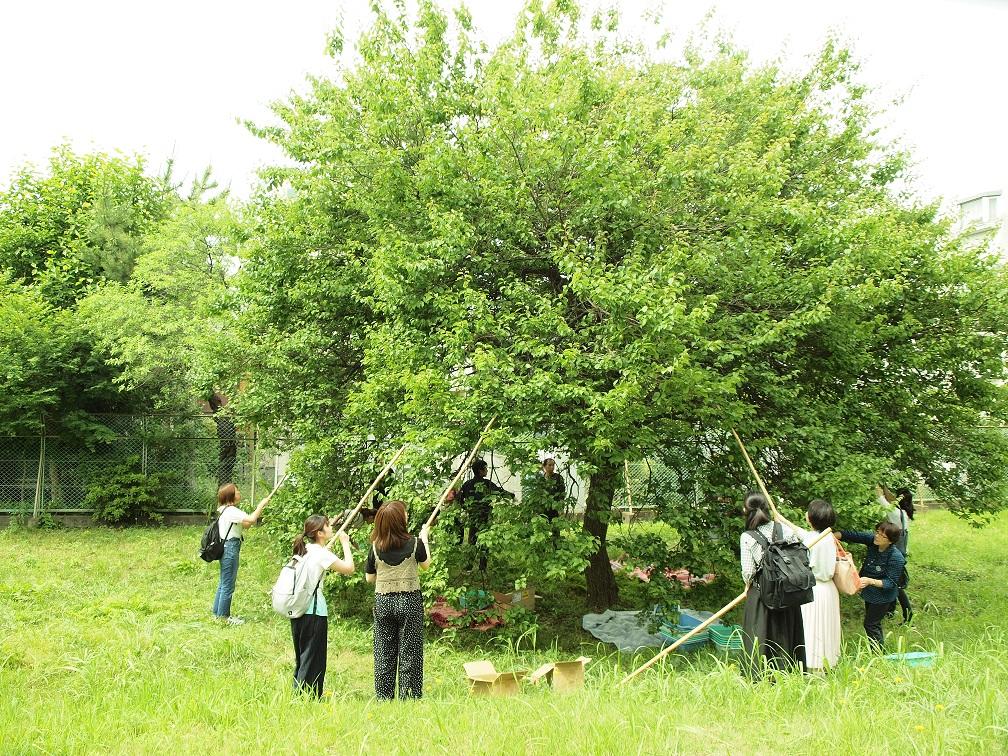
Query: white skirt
[[801, 578, 841, 669]]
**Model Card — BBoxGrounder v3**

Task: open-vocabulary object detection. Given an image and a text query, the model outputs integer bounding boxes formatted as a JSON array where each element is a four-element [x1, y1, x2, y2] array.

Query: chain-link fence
[[616, 454, 697, 522], [0, 414, 277, 516]]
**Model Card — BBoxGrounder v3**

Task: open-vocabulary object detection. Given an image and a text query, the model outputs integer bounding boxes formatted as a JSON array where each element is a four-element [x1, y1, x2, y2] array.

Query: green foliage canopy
[[0, 149, 244, 439], [242, 2, 1008, 607]]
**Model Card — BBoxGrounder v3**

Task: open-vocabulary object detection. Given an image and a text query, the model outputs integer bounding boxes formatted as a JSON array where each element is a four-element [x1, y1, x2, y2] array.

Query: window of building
[[959, 192, 1002, 227], [961, 198, 984, 224]]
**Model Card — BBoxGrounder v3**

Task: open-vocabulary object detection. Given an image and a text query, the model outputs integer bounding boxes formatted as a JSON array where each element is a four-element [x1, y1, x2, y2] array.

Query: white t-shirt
[[217, 505, 249, 540], [302, 543, 340, 616]]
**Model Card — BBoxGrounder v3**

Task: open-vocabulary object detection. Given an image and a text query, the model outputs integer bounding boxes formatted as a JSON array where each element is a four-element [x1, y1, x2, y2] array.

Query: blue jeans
[[212, 539, 241, 617]]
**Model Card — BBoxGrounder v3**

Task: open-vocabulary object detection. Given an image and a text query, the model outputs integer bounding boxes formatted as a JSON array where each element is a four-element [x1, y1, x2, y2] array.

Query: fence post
[[141, 416, 148, 477], [33, 417, 45, 519]]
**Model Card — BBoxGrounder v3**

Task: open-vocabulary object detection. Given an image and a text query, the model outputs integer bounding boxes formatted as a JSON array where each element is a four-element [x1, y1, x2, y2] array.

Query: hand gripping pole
[[331, 442, 409, 541], [424, 417, 496, 530]]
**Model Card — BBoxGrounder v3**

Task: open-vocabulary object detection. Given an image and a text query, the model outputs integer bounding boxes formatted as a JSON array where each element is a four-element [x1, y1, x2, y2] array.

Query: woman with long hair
[[772, 498, 841, 670], [365, 500, 431, 699], [889, 488, 914, 623], [289, 515, 354, 698], [739, 492, 806, 676]]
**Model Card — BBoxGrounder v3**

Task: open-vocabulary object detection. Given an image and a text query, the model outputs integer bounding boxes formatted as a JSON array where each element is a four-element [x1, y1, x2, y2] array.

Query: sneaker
[[226, 616, 245, 626]]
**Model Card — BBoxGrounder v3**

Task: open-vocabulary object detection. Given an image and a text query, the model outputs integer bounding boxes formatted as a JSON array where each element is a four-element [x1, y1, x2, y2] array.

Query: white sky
[[1, 0, 1005, 208]]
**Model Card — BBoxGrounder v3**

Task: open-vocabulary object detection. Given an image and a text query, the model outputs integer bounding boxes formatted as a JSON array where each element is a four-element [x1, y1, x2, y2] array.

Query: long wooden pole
[[332, 443, 409, 537], [619, 527, 834, 685], [731, 429, 782, 517], [424, 417, 496, 529]]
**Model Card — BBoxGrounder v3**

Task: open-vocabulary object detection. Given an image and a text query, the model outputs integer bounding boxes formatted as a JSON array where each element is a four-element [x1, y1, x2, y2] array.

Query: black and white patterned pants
[[373, 590, 424, 699]]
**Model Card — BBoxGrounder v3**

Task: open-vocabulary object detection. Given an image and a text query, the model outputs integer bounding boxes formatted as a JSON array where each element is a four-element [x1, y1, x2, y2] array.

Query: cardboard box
[[463, 661, 527, 696], [528, 657, 591, 692], [492, 586, 536, 611]]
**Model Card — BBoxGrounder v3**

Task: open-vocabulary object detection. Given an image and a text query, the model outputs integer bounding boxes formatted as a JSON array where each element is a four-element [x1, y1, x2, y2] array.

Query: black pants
[[291, 613, 328, 698], [457, 512, 489, 571], [373, 590, 424, 699], [888, 587, 912, 621], [863, 601, 889, 651]]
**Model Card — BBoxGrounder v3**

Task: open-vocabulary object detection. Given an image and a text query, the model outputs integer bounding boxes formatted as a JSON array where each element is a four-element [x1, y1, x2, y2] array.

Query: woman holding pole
[[771, 499, 841, 670], [290, 515, 355, 698], [211, 478, 285, 624], [740, 492, 806, 676], [366, 500, 431, 699]]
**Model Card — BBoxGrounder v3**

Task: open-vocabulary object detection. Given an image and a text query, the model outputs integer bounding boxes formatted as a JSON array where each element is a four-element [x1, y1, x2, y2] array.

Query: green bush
[[82, 456, 168, 525]]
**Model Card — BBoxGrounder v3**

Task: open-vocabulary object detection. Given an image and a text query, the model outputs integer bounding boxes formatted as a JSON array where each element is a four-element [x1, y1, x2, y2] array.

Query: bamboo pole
[[731, 429, 782, 518], [332, 442, 409, 538], [619, 527, 834, 685], [261, 472, 291, 507], [619, 589, 749, 685], [424, 417, 496, 530]]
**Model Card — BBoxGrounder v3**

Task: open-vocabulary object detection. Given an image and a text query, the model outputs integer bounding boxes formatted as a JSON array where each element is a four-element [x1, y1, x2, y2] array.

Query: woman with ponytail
[[290, 515, 354, 698], [739, 492, 806, 677]]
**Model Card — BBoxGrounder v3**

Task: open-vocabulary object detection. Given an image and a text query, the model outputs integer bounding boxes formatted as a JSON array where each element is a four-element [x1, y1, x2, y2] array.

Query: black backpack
[[748, 523, 816, 609], [199, 515, 234, 563]]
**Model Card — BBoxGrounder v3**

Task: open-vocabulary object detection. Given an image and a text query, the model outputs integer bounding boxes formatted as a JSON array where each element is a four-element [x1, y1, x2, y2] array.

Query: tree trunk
[[208, 393, 237, 487], [583, 461, 620, 610]]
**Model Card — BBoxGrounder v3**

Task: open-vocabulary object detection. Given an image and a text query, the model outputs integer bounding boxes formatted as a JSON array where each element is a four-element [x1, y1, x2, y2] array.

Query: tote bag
[[833, 540, 861, 595]]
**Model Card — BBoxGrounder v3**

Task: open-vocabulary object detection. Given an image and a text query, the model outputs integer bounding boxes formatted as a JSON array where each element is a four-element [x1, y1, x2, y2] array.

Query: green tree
[[79, 190, 246, 410], [241, 1, 1008, 608], [0, 149, 243, 438], [0, 275, 65, 434], [0, 146, 172, 308]]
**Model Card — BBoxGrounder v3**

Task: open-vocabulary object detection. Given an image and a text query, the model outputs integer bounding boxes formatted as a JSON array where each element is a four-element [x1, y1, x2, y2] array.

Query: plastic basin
[[883, 651, 937, 667]]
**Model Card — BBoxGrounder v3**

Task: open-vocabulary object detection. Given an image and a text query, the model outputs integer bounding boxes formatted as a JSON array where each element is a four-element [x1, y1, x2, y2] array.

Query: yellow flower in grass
[[894, 677, 904, 684], [915, 726, 925, 733], [935, 704, 945, 712]]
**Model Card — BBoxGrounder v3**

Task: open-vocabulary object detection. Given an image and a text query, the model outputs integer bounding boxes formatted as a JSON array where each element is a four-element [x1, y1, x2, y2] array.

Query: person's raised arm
[[242, 475, 287, 527], [329, 531, 355, 575], [418, 524, 432, 570], [838, 529, 873, 546]]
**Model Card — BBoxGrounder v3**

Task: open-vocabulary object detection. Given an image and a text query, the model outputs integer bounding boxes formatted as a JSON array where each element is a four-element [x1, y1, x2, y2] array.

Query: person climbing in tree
[[536, 457, 567, 523], [355, 467, 395, 526], [456, 459, 512, 571]]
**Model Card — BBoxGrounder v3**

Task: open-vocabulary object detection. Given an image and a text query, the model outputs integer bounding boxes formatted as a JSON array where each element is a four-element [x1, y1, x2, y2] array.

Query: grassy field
[[1, 509, 1006, 754]]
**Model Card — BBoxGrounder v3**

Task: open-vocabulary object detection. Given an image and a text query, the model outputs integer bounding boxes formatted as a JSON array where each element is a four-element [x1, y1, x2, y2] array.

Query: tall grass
[[0, 510, 1005, 754]]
